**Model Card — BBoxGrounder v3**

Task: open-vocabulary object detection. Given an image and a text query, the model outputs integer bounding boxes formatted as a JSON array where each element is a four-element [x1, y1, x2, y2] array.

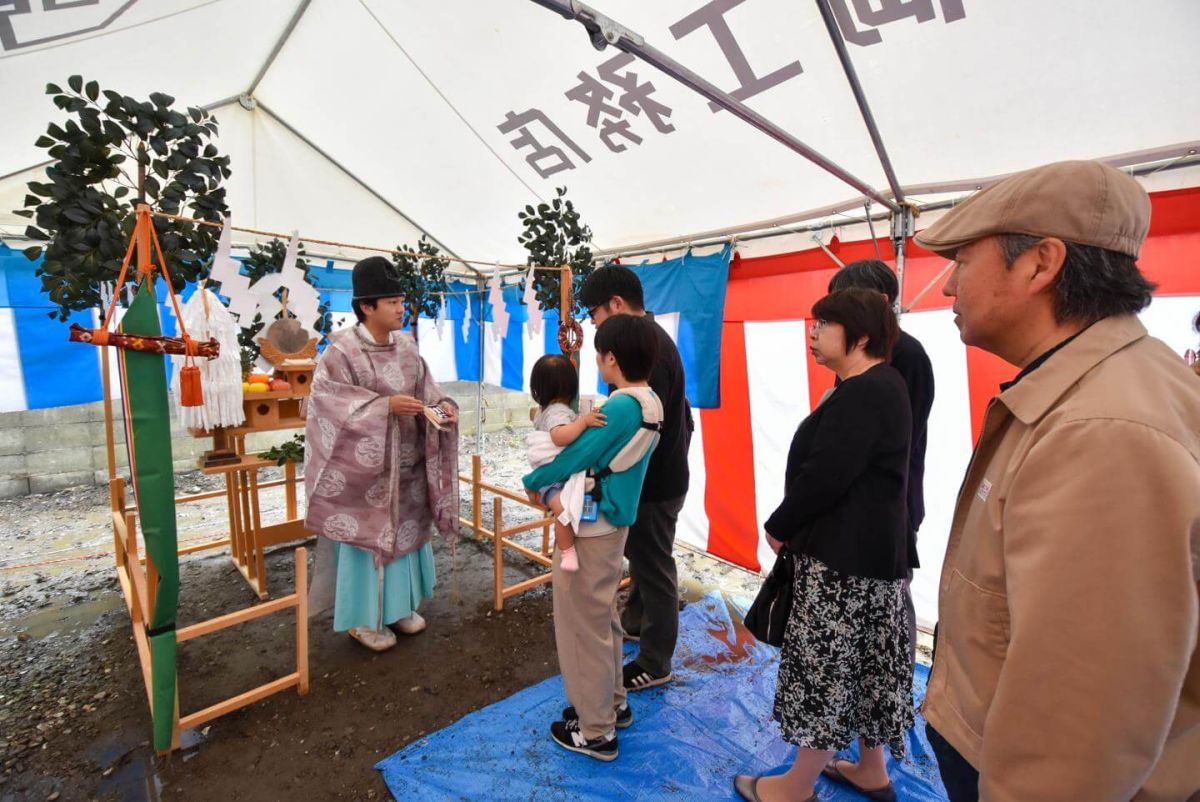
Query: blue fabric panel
[[378, 592, 949, 801], [543, 308, 561, 357], [627, 247, 731, 409], [500, 315, 524, 391], [14, 307, 102, 408], [447, 282, 481, 382]]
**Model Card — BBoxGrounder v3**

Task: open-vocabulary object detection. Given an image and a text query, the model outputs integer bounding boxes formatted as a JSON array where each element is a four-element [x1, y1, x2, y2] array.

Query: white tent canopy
[[1, 0, 1198, 263]]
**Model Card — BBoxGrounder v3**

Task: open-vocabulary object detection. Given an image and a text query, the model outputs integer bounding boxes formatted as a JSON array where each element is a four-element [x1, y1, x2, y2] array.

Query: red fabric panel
[[727, 189, 1200, 323], [698, 322, 762, 571], [1147, 187, 1200, 237], [1140, 233, 1200, 295]]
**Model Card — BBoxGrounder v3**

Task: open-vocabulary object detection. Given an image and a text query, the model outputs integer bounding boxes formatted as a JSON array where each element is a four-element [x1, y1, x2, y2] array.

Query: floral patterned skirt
[[772, 554, 913, 757]]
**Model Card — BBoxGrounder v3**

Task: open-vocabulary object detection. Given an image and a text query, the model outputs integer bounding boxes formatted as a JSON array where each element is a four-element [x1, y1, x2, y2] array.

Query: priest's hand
[[389, 394, 424, 416], [437, 403, 459, 425]]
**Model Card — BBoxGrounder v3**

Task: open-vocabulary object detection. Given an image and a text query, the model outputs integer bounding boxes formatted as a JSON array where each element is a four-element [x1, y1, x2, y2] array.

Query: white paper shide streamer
[[523, 265, 542, 336], [488, 266, 508, 341], [461, 292, 472, 341], [249, 231, 321, 333], [170, 289, 246, 429], [209, 216, 256, 324], [436, 293, 447, 338]]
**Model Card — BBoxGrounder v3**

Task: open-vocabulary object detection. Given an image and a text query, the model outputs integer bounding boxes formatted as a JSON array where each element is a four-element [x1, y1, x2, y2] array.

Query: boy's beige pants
[[552, 516, 629, 740]]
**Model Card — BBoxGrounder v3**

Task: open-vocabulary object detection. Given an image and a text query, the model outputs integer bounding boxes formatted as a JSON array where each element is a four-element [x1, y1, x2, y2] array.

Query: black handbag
[[744, 549, 795, 647]]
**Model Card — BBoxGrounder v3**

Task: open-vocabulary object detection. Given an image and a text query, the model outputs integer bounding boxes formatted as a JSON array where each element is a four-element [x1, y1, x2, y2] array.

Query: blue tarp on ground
[[377, 592, 949, 801]]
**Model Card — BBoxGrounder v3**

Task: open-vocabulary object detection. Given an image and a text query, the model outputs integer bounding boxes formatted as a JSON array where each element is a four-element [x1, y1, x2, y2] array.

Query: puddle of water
[[0, 592, 122, 640], [95, 749, 163, 802], [88, 727, 166, 802]]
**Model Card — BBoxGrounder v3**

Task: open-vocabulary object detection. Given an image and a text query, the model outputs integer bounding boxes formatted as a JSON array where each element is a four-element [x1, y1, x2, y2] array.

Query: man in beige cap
[[915, 160, 1200, 801]]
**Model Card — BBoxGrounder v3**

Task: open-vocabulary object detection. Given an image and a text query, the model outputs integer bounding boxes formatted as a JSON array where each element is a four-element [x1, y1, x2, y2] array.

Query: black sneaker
[[561, 702, 633, 730], [549, 719, 618, 762], [623, 661, 672, 692]]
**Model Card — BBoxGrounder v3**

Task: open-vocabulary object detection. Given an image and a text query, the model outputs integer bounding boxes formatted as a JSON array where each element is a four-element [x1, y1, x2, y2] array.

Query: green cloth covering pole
[[120, 281, 180, 751]]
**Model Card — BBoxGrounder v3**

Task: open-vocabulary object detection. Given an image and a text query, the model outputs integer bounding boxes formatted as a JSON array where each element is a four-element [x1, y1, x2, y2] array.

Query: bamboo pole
[[472, 455, 482, 537], [100, 346, 118, 482], [492, 496, 504, 611], [295, 547, 309, 695], [284, 460, 297, 520]]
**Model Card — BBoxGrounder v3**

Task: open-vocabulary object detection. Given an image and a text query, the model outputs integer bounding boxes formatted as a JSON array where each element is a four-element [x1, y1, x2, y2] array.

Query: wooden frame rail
[[110, 477, 310, 752], [457, 454, 631, 610], [458, 454, 555, 610]]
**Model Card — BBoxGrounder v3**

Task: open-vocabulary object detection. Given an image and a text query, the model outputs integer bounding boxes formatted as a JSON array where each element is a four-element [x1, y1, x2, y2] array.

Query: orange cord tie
[[90, 207, 208, 405]]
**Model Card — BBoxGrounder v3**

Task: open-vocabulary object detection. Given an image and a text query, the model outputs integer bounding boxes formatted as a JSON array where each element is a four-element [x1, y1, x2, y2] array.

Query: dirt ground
[[0, 433, 771, 802]]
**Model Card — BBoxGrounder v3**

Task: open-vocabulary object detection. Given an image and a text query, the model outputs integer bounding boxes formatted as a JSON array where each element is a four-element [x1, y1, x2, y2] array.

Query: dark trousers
[[926, 723, 980, 802], [619, 495, 685, 677]]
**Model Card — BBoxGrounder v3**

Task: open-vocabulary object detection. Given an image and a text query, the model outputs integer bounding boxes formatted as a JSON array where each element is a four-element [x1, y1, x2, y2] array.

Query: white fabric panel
[[745, 320, 810, 575], [902, 310, 973, 629], [417, 317, 458, 384], [577, 319, 600, 395], [0, 309, 27, 412], [654, 312, 680, 344], [675, 406, 710, 554], [482, 322, 503, 387], [521, 323, 549, 394], [1139, 295, 1200, 358]]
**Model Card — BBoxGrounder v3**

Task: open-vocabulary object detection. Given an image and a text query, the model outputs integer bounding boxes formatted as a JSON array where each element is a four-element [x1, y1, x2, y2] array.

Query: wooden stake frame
[[109, 477, 309, 752], [458, 454, 629, 610]]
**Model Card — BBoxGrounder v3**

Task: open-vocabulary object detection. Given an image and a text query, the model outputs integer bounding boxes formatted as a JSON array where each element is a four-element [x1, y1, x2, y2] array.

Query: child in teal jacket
[[522, 390, 655, 528], [523, 313, 663, 763]]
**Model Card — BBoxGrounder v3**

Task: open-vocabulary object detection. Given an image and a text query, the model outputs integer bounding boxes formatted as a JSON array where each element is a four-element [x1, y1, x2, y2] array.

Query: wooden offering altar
[[191, 359, 314, 599]]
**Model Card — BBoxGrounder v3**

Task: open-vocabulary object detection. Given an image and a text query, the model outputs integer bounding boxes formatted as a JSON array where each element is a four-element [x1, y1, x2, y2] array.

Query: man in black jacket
[[829, 260, 935, 661], [579, 266, 691, 691]]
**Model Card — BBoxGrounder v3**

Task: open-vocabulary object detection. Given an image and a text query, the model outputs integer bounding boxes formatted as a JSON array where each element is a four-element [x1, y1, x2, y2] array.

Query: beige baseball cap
[[914, 160, 1150, 260]]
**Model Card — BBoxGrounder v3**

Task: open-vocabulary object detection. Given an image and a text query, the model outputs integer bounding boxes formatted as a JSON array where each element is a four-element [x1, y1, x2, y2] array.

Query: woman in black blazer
[[736, 288, 913, 802]]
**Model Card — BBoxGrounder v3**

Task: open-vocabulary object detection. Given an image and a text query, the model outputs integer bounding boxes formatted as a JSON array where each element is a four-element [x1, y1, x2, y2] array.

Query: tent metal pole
[[528, 0, 899, 213], [247, 0, 313, 96], [592, 148, 1200, 260], [890, 205, 916, 315], [475, 276, 486, 455], [813, 0, 905, 203]]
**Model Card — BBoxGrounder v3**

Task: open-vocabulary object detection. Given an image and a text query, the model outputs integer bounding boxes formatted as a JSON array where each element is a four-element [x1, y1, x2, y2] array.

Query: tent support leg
[[475, 276, 485, 455], [891, 205, 916, 314]]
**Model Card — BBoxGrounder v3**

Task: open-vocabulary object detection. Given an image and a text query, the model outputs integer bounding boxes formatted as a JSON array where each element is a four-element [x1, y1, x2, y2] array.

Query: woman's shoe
[[821, 760, 896, 802], [733, 775, 816, 802]]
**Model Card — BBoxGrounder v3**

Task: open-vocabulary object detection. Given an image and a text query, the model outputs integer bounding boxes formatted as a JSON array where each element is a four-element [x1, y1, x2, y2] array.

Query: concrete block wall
[[0, 383, 535, 498]]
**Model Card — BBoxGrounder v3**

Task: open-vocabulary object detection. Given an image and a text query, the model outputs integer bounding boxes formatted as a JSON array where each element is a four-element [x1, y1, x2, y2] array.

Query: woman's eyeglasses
[[809, 319, 829, 334]]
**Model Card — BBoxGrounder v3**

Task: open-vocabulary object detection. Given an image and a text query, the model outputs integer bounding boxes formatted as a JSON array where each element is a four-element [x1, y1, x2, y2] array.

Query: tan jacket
[[924, 315, 1200, 802]]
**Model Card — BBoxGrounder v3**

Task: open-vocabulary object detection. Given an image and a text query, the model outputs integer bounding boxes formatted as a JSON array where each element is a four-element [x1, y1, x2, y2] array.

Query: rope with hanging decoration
[[556, 264, 584, 354]]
